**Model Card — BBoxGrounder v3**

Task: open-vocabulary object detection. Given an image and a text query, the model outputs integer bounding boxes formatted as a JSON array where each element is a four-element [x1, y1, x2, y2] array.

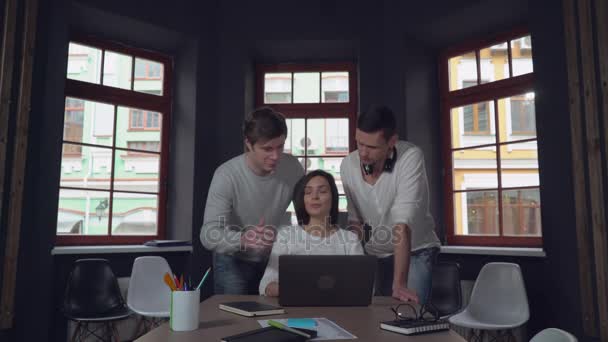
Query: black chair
[[63, 258, 132, 342], [428, 261, 462, 318]]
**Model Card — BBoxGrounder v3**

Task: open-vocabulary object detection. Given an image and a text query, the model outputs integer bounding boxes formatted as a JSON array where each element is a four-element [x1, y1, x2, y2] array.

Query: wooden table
[[135, 295, 466, 342]]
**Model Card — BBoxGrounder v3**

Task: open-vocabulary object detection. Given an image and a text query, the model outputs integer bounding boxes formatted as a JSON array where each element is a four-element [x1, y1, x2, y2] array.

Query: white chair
[[448, 262, 529, 342], [530, 328, 577, 342], [127, 256, 173, 337]]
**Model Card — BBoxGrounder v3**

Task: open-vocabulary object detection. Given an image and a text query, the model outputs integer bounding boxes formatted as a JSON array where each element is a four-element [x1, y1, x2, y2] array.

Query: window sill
[[51, 244, 193, 255], [440, 245, 546, 257]]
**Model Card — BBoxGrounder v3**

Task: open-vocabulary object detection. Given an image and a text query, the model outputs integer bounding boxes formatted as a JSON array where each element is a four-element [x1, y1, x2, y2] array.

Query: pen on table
[[196, 267, 211, 290], [268, 320, 311, 339]]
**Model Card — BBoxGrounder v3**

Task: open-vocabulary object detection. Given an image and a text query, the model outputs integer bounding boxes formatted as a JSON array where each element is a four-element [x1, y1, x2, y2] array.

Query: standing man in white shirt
[[340, 105, 440, 304], [200, 107, 304, 295]]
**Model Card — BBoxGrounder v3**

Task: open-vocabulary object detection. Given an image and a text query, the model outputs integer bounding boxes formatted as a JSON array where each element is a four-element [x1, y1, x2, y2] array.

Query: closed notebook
[[218, 301, 285, 317], [380, 319, 450, 335], [221, 327, 317, 342]]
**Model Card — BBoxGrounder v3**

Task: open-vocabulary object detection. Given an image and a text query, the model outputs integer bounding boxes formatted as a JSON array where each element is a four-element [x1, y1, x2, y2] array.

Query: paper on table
[[258, 317, 357, 340]]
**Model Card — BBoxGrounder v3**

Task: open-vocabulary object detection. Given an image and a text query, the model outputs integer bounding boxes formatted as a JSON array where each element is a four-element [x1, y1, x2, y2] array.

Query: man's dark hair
[[293, 170, 339, 226], [243, 107, 288, 146], [357, 105, 397, 140]]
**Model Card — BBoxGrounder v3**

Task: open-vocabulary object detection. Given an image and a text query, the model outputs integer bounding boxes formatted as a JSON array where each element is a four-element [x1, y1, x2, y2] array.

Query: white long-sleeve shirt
[[258, 225, 364, 295], [340, 141, 440, 257]]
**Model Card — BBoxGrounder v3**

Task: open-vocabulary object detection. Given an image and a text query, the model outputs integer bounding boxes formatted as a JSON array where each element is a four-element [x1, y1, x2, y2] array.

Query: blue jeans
[[213, 253, 267, 295], [375, 247, 439, 304]]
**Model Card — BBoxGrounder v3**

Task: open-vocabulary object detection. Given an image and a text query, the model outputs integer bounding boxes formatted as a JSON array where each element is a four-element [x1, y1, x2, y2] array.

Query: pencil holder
[[170, 288, 200, 331]]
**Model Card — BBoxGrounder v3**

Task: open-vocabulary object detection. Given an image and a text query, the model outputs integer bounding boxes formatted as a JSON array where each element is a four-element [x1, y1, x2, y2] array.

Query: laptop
[[279, 255, 377, 306]]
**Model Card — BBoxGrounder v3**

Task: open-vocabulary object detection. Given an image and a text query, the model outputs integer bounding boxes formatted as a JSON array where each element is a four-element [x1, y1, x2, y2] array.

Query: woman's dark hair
[[293, 170, 339, 226], [243, 107, 287, 146], [357, 105, 396, 141]]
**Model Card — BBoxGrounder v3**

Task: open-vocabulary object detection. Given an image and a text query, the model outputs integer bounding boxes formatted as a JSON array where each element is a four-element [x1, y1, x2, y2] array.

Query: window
[[127, 141, 161, 153], [129, 109, 161, 130], [441, 28, 540, 247], [463, 102, 490, 135], [134, 58, 163, 80], [510, 93, 536, 135], [58, 36, 171, 245], [257, 63, 357, 219], [63, 98, 85, 155]]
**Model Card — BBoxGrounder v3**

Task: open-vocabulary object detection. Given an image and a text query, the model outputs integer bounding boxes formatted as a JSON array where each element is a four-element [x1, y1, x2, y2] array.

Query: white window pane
[[502, 188, 541, 237], [60, 145, 112, 190], [103, 51, 132, 90], [448, 51, 476, 91], [134, 58, 164, 95], [322, 72, 349, 103], [264, 73, 292, 104], [63, 97, 114, 147], [111, 193, 158, 235], [511, 35, 533, 76], [57, 189, 110, 235], [454, 190, 499, 236], [293, 72, 320, 103], [67, 43, 102, 84]]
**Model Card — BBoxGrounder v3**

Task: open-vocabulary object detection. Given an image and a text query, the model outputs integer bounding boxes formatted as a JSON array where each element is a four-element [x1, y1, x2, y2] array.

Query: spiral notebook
[[379, 319, 449, 335]]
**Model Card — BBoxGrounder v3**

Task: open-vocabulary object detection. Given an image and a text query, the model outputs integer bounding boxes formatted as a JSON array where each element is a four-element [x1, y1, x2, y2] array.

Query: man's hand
[[241, 217, 275, 255], [392, 284, 419, 303]]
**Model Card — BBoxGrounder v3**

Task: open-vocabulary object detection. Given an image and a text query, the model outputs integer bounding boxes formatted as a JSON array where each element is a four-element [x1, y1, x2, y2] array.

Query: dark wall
[[12, 0, 69, 341], [6, 0, 593, 341], [426, 0, 587, 339], [527, 0, 586, 339], [9, 0, 207, 341]]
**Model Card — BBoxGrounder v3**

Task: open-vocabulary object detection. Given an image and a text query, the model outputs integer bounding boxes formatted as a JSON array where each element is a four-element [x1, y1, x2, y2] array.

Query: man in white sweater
[[340, 105, 440, 304], [200, 107, 304, 294]]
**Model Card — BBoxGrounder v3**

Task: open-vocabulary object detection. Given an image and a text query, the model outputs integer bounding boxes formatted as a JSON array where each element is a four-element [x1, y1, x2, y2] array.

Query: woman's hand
[[265, 281, 279, 297]]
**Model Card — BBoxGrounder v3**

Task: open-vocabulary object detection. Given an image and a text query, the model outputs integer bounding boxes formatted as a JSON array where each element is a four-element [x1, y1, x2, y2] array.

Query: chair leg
[[468, 329, 484, 342], [133, 315, 145, 338], [111, 322, 121, 342], [70, 322, 82, 342]]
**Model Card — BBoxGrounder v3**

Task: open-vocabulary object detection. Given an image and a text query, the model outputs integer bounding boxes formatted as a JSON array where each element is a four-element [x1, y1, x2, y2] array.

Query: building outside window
[[442, 28, 540, 247], [257, 63, 357, 222], [58, 37, 171, 244]]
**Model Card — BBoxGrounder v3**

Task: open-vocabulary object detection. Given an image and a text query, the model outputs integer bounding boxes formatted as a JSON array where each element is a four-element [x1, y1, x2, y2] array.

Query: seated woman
[[259, 170, 364, 296]]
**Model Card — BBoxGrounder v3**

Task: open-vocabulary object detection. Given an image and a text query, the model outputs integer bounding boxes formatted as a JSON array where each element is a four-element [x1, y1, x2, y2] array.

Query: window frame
[[57, 34, 172, 245], [256, 63, 358, 210], [440, 27, 541, 247]]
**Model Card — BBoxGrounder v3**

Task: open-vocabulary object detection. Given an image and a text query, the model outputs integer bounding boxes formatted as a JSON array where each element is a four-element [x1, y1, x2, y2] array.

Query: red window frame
[[58, 34, 172, 245], [256, 63, 358, 207], [440, 27, 541, 247]]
